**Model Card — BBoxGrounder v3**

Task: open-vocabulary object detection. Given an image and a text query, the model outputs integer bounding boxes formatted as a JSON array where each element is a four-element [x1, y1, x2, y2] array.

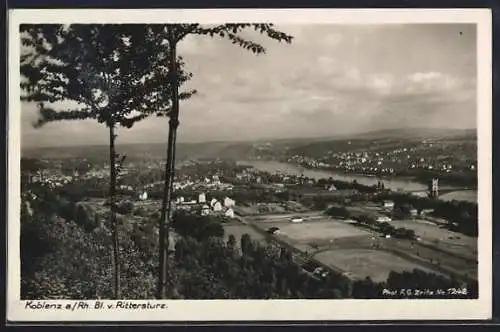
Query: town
[[20, 146, 478, 299], [249, 130, 477, 190]]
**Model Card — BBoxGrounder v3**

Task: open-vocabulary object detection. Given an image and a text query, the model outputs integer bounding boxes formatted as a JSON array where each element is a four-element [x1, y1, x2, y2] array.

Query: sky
[[20, 24, 477, 147]]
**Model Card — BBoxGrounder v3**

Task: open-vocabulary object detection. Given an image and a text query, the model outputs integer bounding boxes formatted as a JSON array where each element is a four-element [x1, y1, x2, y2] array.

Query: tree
[[20, 24, 193, 299], [226, 234, 237, 251], [171, 211, 224, 242], [116, 200, 134, 215], [156, 24, 293, 298], [240, 233, 253, 255]]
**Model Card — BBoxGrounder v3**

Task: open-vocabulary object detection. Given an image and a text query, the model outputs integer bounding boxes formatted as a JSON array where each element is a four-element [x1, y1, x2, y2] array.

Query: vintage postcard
[[7, 8, 492, 322]]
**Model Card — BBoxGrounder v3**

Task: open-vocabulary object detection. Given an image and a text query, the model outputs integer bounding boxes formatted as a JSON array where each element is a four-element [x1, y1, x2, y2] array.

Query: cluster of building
[[83, 169, 108, 180], [23, 170, 75, 189], [235, 168, 315, 188], [172, 175, 234, 191], [174, 192, 236, 218], [287, 142, 476, 176], [382, 199, 434, 219]]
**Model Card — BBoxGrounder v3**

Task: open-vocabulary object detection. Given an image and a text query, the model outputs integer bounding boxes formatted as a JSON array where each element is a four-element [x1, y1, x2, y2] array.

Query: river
[[238, 160, 477, 203]]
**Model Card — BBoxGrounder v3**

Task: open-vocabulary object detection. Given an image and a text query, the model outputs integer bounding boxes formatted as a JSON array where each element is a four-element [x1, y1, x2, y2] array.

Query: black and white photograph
[[7, 9, 492, 322]]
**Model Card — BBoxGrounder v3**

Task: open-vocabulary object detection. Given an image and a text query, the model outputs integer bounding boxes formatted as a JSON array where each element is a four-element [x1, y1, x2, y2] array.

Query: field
[[271, 220, 372, 243], [223, 223, 267, 246], [234, 202, 310, 216], [249, 213, 477, 282], [249, 211, 324, 223], [387, 219, 477, 260], [314, 249, 443, 282]]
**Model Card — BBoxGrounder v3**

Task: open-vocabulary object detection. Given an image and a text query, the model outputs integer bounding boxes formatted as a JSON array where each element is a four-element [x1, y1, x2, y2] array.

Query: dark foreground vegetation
[[21, 183, 477, 300]]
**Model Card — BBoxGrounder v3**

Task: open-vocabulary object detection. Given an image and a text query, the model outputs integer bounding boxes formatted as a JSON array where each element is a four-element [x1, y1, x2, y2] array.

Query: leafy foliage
[[21, 183, 163, 299], [155, 23, 293, 298], [20, 24, 195, 127], [172, 211, 224, 241], [375, 192, 478, 237], [21, 24, 196, 298]]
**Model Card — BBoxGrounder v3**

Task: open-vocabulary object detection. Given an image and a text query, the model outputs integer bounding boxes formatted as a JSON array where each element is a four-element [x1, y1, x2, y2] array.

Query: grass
[[314, 249, 443, 283], [270, 219, 373, 243], [223, 223, 267, 246], [250, 216, 477, 282], [235, 202, 311, 217]]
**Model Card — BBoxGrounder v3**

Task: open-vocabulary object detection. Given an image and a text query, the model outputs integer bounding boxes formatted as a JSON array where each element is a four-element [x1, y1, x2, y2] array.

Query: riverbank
[[238, 160, 477, 204], [296, 163, 475, 188]]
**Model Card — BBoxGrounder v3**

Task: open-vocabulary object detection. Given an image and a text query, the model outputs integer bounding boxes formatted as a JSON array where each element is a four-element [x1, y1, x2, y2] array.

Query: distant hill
[[22, 141, 258, 161], [345, 128, 476, 140], [248, 128, 475, 143], [284, 128, 476, 158], [21, 127, 475, 160]]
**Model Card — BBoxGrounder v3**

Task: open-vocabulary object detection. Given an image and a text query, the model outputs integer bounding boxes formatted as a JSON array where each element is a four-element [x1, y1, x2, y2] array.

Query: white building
[[210, 198, 218, 207], [223, 197, 236, 208], [224, 208, 235, 218], [328, 184, 337, 192], [139, 191, 148, 201], [198, 193, 206, 203], [213, 202, 223, 212], [176, 196, 185, 204], [383, 201, 395, 210], [421, 209, 434, 216], [377, 216, 392, 223]]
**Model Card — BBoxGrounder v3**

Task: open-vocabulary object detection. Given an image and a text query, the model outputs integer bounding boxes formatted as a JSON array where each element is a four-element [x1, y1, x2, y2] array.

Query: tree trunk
[[109, 124, 121, 299], [158, 36, 179, 299]]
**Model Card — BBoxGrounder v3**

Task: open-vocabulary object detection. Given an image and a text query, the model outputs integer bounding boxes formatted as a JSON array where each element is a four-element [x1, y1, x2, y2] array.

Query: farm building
[[383, 201, 395, 210], [224, 208, 235, 218], [213, 202, 223, 212], [198, 193, 206, 203], [224, 197, 236, 207], [377, 216, 392, 223], [138, 191, 148, 201]]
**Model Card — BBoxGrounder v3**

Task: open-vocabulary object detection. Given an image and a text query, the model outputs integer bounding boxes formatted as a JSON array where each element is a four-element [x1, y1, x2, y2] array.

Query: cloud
[[408, 71, 443, 83], [322, 33, 343, 46], [20, 24, 477, 147]]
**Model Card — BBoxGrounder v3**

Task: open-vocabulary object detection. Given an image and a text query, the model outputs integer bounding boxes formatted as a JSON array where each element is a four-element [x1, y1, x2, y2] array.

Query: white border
[[7, 9, 492, 322]]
